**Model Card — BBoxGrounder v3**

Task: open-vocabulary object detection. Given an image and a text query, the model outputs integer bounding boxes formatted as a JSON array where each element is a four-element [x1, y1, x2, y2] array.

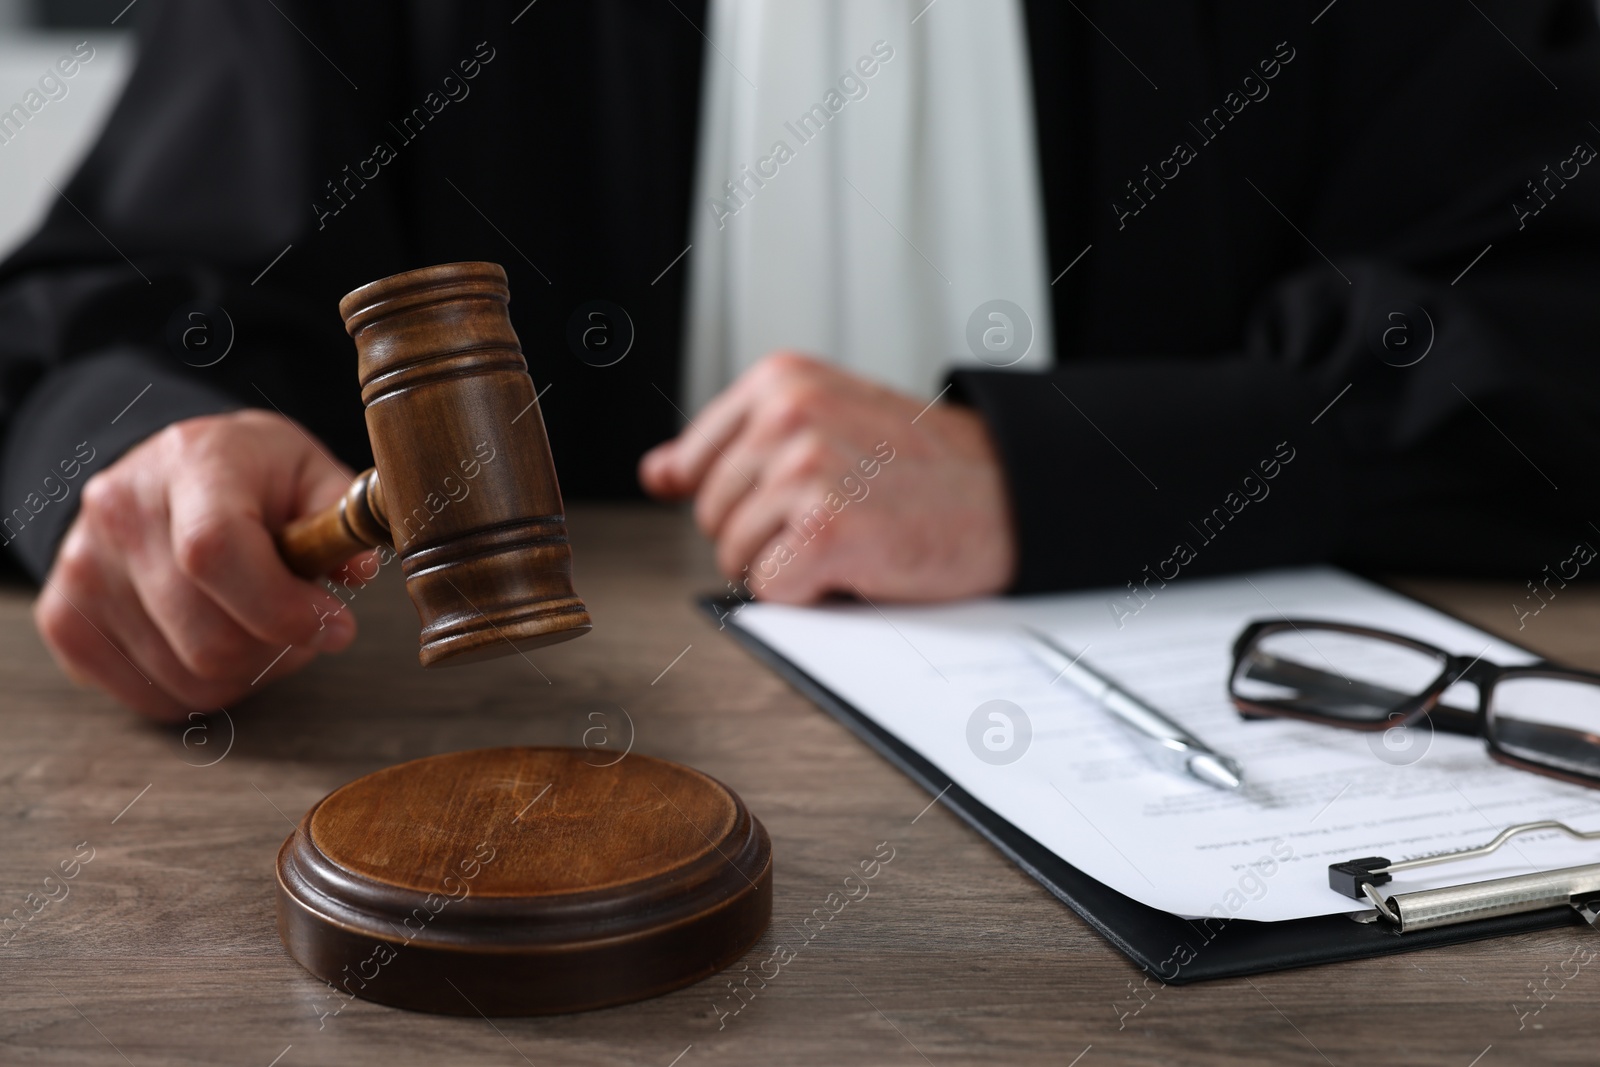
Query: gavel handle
[[276, 468, 393, 579]]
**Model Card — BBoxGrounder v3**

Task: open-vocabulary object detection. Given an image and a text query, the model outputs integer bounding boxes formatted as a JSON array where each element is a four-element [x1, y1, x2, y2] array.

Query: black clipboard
[[703, 596, 1587, 983]]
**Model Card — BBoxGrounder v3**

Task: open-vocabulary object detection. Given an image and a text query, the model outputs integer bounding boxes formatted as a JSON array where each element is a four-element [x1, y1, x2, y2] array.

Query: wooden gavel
[[275, 261, 590, 667]]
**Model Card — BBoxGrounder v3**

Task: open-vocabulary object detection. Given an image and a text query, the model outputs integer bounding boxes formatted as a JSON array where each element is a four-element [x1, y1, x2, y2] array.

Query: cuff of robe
[[2, 348, 241, 581], [949, 361, 1348, 597]]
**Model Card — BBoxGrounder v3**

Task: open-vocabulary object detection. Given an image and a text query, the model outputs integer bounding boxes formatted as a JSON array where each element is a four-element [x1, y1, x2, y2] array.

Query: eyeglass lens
[[1233, 627, 1448, 723], [1488, 676, 1600, 780], [1236, 625, 1600, 782]]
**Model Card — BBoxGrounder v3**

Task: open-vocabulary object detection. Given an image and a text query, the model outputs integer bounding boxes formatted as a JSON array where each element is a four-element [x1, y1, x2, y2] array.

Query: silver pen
[[1021, 627, 1244, 791]]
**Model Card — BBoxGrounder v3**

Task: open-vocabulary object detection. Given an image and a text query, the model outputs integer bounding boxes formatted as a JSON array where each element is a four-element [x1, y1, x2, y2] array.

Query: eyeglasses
[[1228, 619, 1600, 788]]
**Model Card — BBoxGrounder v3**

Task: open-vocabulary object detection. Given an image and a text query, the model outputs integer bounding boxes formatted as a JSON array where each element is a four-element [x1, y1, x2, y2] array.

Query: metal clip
[[1571, 894, 1600, 928], [1329, 820, 1600, 933]]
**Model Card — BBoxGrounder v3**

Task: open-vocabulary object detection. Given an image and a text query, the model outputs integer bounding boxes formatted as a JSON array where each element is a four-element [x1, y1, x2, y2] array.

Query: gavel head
[[337, 261, 591, 667]]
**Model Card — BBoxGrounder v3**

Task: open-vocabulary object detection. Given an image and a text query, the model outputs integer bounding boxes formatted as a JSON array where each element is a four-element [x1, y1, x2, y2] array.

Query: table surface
[[4, 503, 1599, 1067]]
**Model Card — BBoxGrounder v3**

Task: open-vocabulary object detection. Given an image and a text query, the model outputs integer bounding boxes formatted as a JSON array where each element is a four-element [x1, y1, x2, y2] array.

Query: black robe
[[3, 0, 1599, 597]]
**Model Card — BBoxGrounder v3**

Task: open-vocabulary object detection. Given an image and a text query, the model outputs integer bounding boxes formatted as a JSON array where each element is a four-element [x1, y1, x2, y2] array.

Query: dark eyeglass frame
[[1229, 618, 1600, 789]]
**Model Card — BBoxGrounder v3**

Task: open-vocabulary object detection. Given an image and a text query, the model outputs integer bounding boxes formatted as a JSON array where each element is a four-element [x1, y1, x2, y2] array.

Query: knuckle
[[158, 414, 250, 467], [33, 591, 79, 653], [154, 422, 198, 462], [762, 386, 824, 435], [79, 473, 147, 551], [161, 416, 216, 455], [50, 534, 99, 592], [78, 470, 113, 513], [33, 597, 107, 680], [761, 351, 817, 379], [172, 517, 236, 583], [79, 471, 128, 521], [778, 434, 834, 482], [233, 407, 286, 432]]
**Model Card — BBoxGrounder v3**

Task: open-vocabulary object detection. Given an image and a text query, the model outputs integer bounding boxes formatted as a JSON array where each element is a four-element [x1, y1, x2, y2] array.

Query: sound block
[[275, 747, 772, 1015]]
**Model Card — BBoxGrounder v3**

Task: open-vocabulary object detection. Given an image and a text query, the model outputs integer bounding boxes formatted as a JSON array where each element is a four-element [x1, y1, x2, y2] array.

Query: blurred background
[[0, 0, 135, 257]]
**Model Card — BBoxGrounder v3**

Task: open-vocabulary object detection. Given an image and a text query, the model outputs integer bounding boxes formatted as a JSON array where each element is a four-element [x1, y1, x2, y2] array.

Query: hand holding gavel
[[35, 263, 589, 720]]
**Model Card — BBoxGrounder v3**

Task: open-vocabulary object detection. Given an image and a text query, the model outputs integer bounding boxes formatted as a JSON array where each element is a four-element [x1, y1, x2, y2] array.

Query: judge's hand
[[35, 410, 364, 721], [639, 353, 1015, 602]]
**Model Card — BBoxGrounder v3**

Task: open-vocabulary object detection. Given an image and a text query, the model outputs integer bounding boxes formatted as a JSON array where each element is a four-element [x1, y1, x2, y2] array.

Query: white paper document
[[731, 567, 1600, 921]]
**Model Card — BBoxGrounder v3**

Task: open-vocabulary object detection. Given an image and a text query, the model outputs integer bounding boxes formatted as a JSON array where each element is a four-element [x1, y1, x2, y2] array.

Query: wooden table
[[3, 503, 1596, 1066]]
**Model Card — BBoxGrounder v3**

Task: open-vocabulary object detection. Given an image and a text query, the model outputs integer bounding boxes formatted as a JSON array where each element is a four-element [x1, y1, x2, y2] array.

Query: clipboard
[[703, 595, 1597, 983]]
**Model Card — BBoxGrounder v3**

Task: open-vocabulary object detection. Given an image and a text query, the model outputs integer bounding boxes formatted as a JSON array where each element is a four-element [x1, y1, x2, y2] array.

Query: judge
[[2, 0, 1598, 718]]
